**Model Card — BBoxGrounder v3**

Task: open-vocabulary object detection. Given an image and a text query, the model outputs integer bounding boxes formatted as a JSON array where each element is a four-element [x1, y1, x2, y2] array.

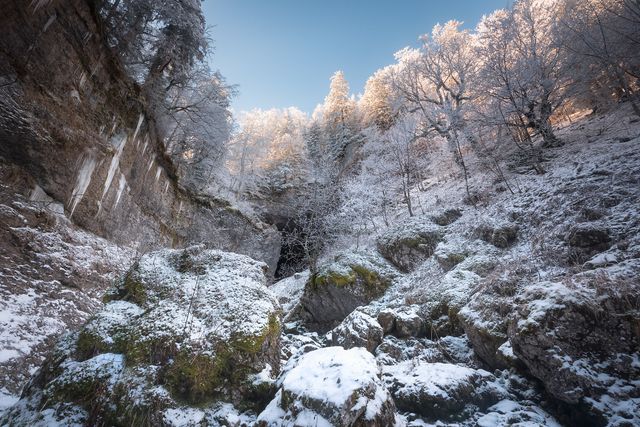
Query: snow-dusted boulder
[[508, 263, 640, 425], [458, 277, 517, 370], [475, 400, 562, 426], [269, 270, 309, 319], [566, 222, 611, 249], [566, 222, 612, 263], [377, 305, 425, 338], [257, 347, 397, 426], [376, 217, 443, 272], [329, 309, 384, 352], [297, 251, 397, 332], [2, 246, 282, 426], [382, 361, 505, 421], [430, 208, 463, 226], [474, 219, 518, 249]]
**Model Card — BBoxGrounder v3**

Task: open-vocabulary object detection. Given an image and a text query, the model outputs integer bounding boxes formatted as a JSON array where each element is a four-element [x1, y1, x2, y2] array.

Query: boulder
[[458, 277, 518, 370], [475, 399, 561, 426], [475, 220, 518, 249], [381, 361, 505, 421], [377, 306, 425, 338], [2, 247, 282, 426], [297, 251, 397, 332], [508, 263, 640, 425], [431, 208, 463, 226], [257, 347, 397, 426], [376, 217, 443, 272], [329, 309, 384, 353], [566, 223, 611, 249], [422, 268, 482, 336], [566, 223, 612, 263]]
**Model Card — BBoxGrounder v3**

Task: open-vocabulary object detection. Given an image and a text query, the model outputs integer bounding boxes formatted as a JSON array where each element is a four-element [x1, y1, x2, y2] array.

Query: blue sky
[[203, 1, 510, 114]]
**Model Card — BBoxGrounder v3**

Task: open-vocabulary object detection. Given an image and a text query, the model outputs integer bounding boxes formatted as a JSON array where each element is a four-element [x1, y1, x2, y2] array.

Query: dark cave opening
[[272, 218, 308, 281]]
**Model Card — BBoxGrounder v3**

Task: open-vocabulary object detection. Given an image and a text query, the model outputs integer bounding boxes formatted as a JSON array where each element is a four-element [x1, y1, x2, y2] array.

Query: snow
[[281, 346, 381, 406], [259, 346, 394, 425], [163, 407, 206, 427], [269, 270, 308, 315]]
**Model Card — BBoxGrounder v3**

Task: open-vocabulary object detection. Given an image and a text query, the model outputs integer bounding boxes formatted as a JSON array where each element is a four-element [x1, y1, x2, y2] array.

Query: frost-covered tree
[[393, 21, 477, 199], [359, 66, 399, 131], [361, 115, 429, 217], [98, 0, 207, 92], [558, 0, 640, 116], [476, 0, 568, 148], [160, 64, 234, 191], [315, 71, 361, 168], [226, 108, 308, 197], [97, 0, 235, 192]]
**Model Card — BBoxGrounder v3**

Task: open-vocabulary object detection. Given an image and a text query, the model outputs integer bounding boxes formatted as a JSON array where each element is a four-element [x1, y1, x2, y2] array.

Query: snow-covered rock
[[377, 305, 425, 338], [476, 399, 562, 427], [458, 276, 517, 370], [270, 270, 309, 319], [329, 309, 384, 352], [508, 263, 640, 425], [2, 246, 282, 425], [376, 217, 444, 272], [382, 361, 506, 421], [296, 251, 397, 331], [257, 347, 397, 426], [430, 208, 463, 226], [474, 218, 518, 249]]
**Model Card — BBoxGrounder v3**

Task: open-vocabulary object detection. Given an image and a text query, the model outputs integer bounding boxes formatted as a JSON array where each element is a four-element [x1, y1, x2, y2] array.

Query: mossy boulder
[[297, 251, 398, 332], [2, 246, 282, 426], [376, 217, 444, 272]]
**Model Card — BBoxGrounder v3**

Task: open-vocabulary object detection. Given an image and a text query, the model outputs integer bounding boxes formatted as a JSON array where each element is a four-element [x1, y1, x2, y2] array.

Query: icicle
[[155, 167, 162, 183], [100, 134, 128, 204], [114, 173, 127, 209], [69, 154, 97, 218], [43, 13, 56, 32], [132, 114, 144, 142]]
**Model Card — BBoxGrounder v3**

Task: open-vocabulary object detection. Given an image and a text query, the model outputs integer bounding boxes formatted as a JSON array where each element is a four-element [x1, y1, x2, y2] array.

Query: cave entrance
[[272, 218, 308, 281]]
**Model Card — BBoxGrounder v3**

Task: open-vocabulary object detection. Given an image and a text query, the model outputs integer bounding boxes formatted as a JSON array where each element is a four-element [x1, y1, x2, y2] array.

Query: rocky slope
[[0, 2, 638, 424], [3, 105, 636, 426], [274, 106, 640, 426]]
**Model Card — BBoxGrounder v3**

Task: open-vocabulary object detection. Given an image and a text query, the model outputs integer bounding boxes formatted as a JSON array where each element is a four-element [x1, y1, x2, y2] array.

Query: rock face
[[297, 252, 397, 332], [0, 0, 280, 273], [257, 347, 397, 426], [376, 218, 443, 272], [508, 268, 640, 425], [330, 309, 384, 353], [1, 247, 282, 426]]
